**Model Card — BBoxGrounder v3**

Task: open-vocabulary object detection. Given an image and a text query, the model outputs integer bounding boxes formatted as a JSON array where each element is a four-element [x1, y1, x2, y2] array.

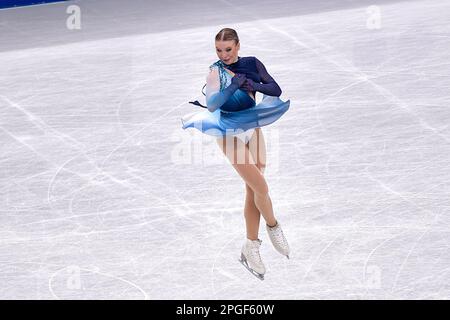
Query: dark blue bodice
[[221, 88, 256, 112], [223, 56, 261, 83], [219, 56, 259, 112]]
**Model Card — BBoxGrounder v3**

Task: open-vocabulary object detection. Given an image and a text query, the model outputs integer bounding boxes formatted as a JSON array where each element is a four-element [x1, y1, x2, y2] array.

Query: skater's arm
[[240, 58, 282, 97], [205, 67, 246, 112]]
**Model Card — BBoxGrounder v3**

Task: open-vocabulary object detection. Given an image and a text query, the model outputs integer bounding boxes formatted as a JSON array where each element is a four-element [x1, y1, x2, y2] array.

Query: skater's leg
[[216, 135, 276, 227], [248, 129, 278, 227], [244, 128, 267, 240], [244, 183, 260, 240], [246, 128, 276, 227]]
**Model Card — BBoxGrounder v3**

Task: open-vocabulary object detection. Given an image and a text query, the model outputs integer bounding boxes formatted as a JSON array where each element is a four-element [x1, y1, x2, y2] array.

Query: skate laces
[[248, 240, 262, 262], [269, 225, 287, 247]]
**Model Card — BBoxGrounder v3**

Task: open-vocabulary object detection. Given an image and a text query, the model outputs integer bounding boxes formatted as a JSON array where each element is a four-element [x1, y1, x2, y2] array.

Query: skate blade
[[238, 257, 264, 281], [276, 250, 290, 259]]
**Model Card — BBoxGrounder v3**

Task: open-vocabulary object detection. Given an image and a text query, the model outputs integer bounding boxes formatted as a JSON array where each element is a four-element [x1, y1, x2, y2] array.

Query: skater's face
[[215, 40, 240, 65]]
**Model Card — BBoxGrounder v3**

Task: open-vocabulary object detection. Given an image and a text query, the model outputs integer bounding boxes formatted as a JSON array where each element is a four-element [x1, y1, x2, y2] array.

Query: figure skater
[[181, 28, 290, 280]]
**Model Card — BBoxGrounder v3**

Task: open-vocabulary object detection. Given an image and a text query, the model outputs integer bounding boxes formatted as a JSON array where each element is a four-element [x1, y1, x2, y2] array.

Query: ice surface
[[0, 0, 449, 299]]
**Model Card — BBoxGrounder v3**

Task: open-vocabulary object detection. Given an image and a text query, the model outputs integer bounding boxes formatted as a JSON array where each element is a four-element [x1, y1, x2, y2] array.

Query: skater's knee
[[252, 181, 269, 196]]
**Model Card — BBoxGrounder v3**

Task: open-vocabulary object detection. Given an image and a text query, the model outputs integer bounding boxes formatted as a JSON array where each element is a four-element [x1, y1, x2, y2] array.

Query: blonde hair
[[215, 28, 239, 44]]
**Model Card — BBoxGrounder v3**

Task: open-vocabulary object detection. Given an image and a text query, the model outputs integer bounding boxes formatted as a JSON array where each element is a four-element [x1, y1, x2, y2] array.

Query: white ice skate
[[266, 221, 290, 259], [239, 239, 266, 280]]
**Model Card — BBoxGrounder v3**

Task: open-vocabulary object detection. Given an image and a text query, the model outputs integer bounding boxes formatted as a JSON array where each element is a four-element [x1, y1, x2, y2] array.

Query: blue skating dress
[[181, 57, 290, 139]]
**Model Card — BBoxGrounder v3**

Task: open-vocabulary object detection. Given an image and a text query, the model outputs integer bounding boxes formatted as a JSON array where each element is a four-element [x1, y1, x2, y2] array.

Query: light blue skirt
[[181, 91, 290, 137]]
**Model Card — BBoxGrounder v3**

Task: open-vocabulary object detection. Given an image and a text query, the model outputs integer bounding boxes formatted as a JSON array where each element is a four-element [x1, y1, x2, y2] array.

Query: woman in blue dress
[[181, 28, 290, 280]]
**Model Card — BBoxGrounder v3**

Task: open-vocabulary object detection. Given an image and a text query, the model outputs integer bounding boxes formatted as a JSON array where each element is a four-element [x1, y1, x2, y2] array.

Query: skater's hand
[[240, 78, 257, 92], [231, 73, 247, 87]]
